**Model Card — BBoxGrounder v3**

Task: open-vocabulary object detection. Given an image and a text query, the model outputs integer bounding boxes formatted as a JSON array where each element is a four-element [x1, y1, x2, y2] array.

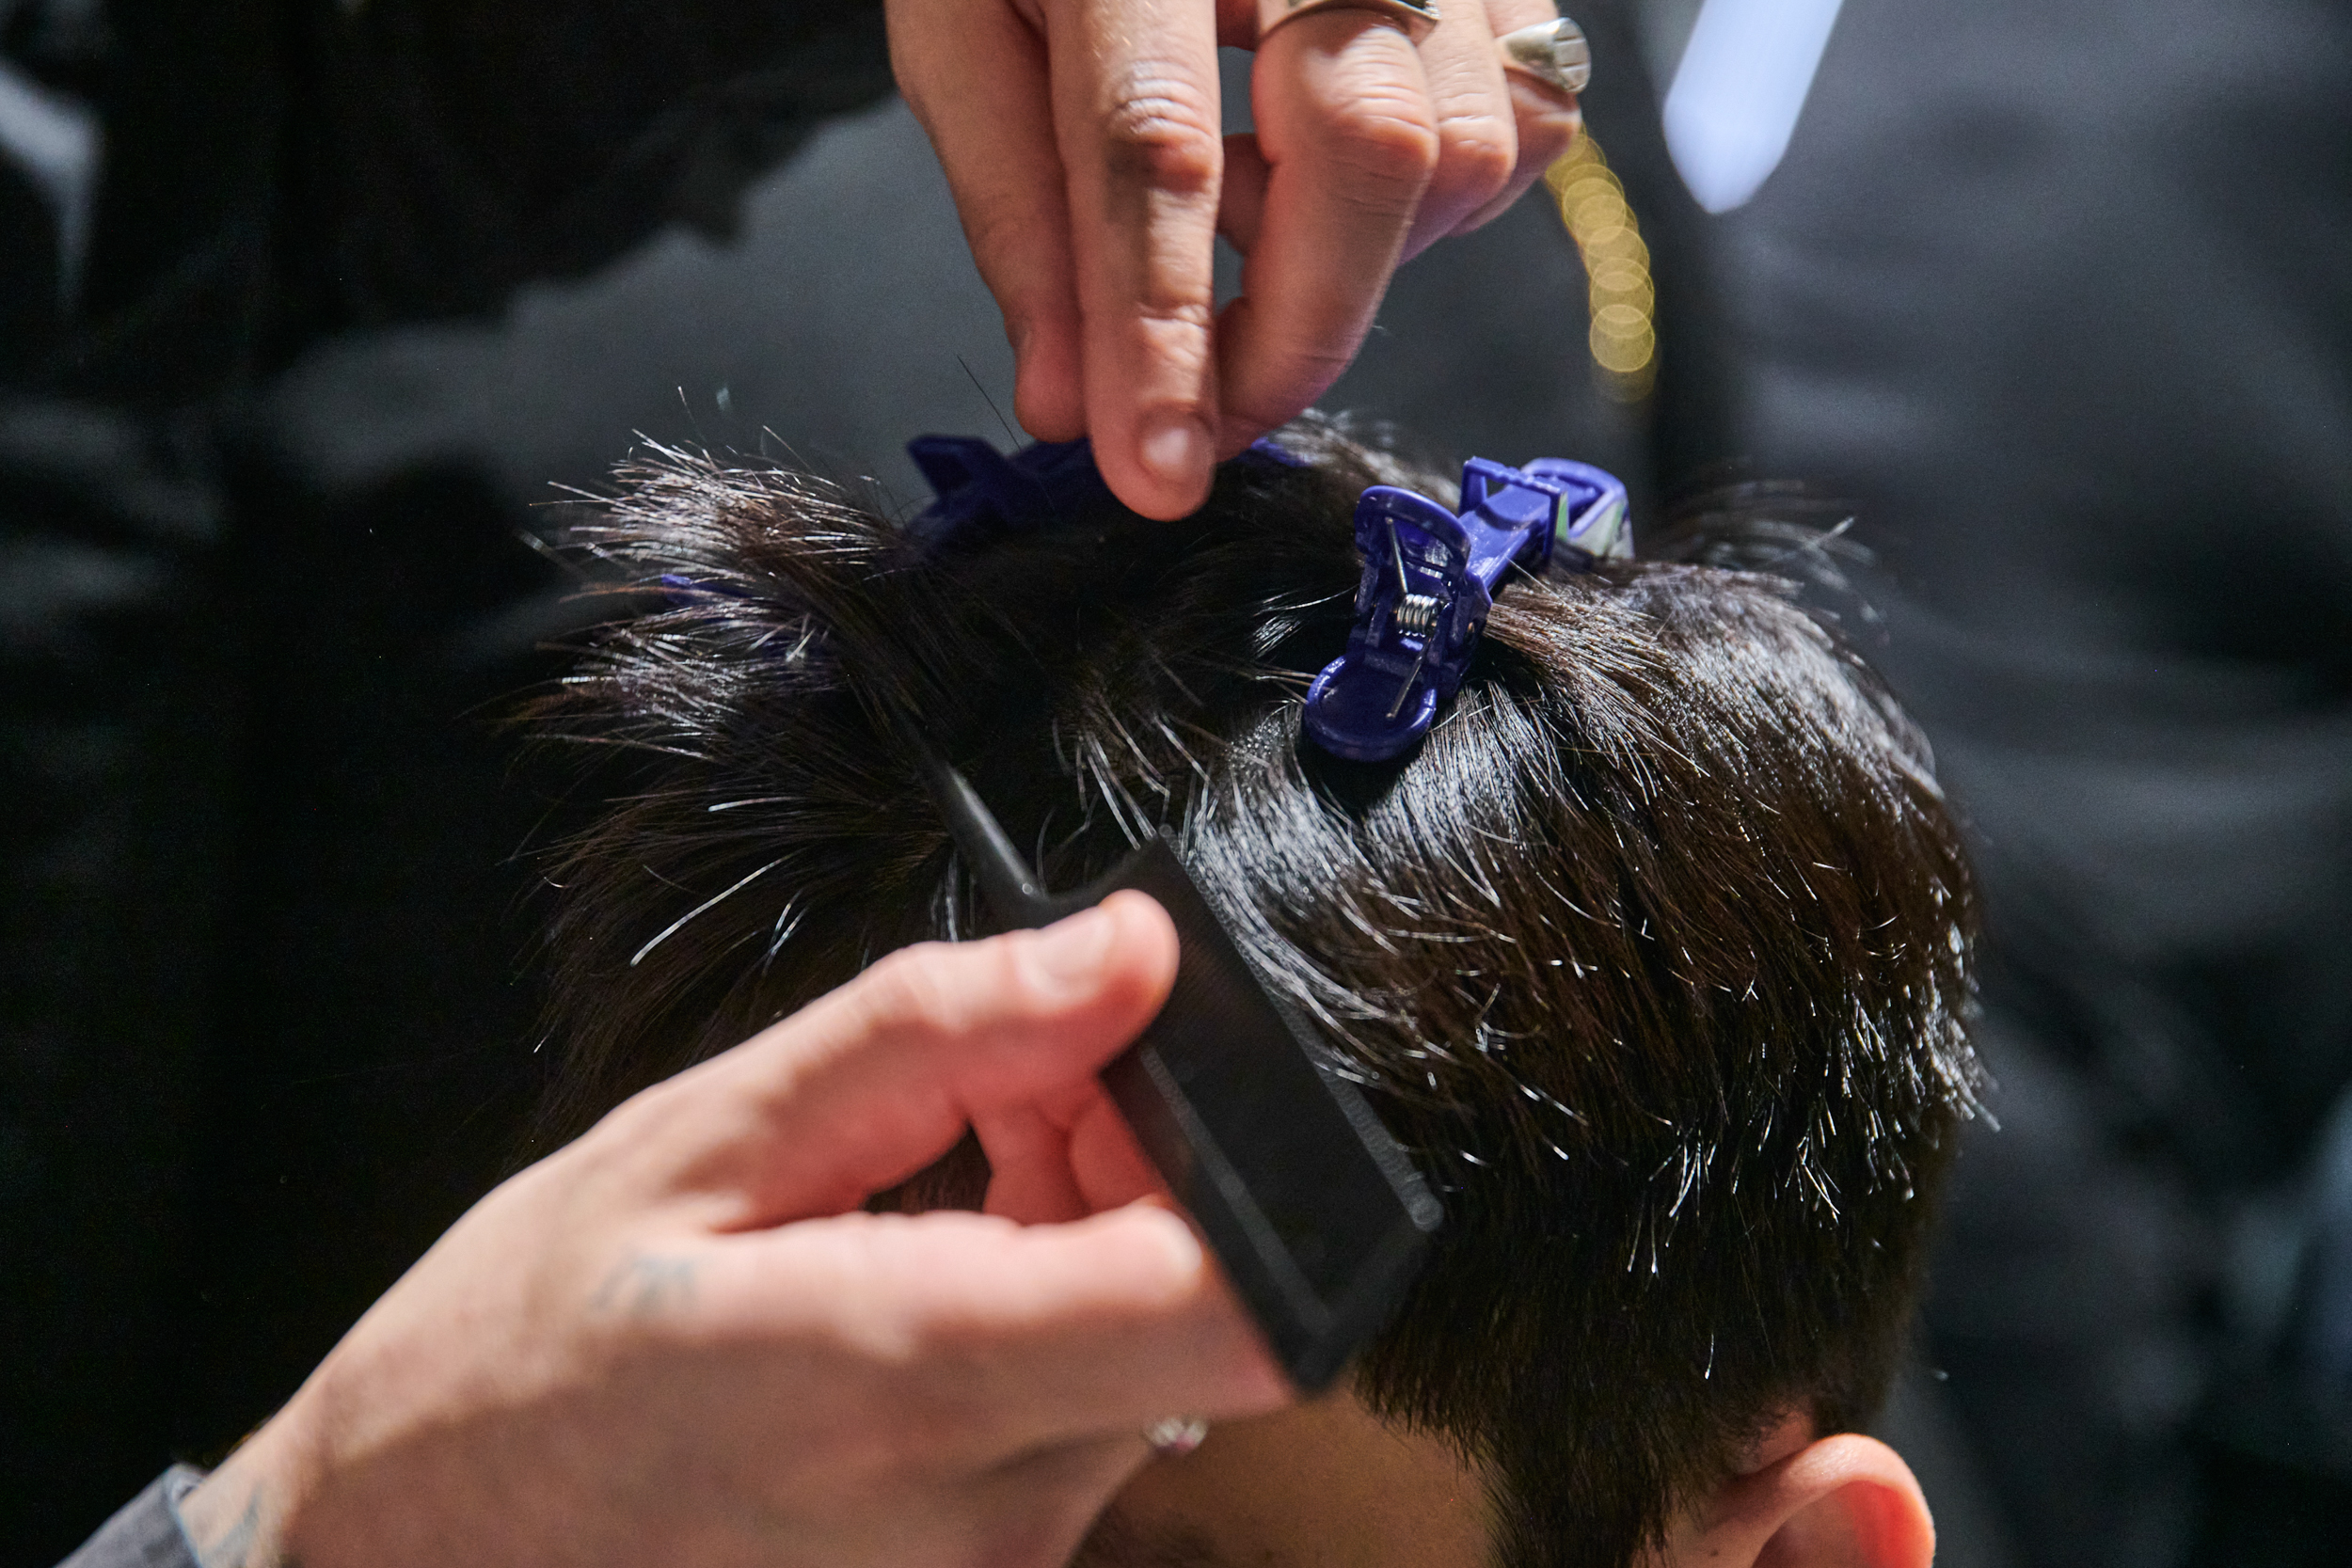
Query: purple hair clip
[[904, 435, 1110, 548], [903, 432, 1304, 548], [898, 434, 1625, 763], [1303, 456, 1629, 763]]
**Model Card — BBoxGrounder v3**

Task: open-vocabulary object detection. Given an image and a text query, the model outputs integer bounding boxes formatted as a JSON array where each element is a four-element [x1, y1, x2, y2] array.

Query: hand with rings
[[886, 0, 1589, 520]]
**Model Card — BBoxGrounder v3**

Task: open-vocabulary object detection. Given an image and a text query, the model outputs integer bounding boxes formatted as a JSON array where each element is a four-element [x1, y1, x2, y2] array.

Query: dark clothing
[[25, 0, 891, 406], [1717, 0, 2352, 1560], [53, 1472, 200, 1568], [2, 5, 890, 1560]]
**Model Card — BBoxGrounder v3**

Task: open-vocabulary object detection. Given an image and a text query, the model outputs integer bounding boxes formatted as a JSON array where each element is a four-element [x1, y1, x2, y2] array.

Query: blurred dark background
[[5, 1, 2347, 1563]]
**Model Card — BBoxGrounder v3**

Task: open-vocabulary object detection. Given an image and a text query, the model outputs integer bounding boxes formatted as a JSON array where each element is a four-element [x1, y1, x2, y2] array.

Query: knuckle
[[1099, 68, 1224, 198], [858, 940, 974, 1037], [1438, 112, 1516, 204], [859, 932, 1060, 1042], [1326, 93, 1441, 194], [1131, 294, 1217, 349], [986, 928, 1066, 1015], [576, 1074, 689, 1167]]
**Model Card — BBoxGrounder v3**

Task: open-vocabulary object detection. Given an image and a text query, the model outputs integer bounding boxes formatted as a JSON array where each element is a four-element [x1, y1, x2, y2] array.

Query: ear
[[1673, 1433, 1934, 1568]]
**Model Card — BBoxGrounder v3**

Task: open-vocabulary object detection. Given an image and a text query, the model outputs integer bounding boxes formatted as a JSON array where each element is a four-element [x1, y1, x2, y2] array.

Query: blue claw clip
[[1303, 456, 1629, 762], [904, 435, 1112, 548], [904, 433, 1306, 548]]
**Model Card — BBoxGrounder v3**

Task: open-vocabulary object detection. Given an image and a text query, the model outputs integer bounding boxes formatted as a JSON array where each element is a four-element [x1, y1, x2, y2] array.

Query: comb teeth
[[904, 717, 1440, 1388], [1082, 836, 1442, 1389]]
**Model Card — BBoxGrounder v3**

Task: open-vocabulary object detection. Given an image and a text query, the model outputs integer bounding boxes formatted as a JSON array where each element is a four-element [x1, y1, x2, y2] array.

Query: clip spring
[[1303, 455, 1629, 763]]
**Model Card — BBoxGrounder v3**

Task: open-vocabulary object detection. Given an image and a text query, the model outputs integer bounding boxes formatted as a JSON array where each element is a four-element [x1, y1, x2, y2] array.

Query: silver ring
[[1497, 17, 1591, 96], [1257, 0, 1442, 47], [1142, 1415, 1210, 1456]]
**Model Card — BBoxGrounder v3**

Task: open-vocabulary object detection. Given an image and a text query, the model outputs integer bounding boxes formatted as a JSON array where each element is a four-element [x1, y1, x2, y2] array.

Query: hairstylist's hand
[[178, 894, 1286, 1568], [889, 0, 1583, 519]]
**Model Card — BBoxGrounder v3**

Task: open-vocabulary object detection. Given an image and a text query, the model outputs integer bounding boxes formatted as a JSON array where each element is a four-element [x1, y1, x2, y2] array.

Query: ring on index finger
[[1495, 16, 1591, 96], [1257, 0, 1442, 46]]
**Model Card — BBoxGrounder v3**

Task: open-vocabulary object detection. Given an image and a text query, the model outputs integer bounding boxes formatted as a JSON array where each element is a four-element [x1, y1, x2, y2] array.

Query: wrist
[[176, 1386, 328, 1568]]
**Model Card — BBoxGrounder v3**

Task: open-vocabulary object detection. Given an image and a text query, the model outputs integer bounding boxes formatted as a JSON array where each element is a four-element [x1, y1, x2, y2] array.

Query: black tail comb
[[909, 729, 1442, 1390]]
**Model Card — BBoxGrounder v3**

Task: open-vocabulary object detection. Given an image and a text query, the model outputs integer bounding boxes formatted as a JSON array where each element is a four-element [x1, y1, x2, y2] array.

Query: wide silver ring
[[1497, 17, 1591, 96], [1257, 0, 1442, 47], [1142, 1415, 1211, 1456]]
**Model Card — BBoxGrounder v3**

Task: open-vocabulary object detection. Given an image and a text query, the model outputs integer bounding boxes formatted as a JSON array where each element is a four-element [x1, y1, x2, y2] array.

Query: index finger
[[602, 892, 1180, 1227], [1048, 0, 1228, 519]]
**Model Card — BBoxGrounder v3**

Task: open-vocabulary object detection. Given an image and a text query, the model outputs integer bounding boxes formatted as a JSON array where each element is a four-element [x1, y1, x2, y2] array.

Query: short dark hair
[[529, 416, 1982, 1568]]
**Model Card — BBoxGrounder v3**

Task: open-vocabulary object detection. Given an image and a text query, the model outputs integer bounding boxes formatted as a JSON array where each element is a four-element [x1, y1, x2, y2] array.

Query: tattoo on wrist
[[589, 1247, 700, 1317]]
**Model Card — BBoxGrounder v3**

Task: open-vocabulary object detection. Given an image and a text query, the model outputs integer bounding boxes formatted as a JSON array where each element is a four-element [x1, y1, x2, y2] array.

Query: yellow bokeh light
[[1546, 135, 1655, 403]]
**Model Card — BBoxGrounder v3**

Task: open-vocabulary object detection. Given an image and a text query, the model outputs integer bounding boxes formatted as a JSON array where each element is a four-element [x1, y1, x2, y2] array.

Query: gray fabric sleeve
[[55, 1467, 208, 1568]]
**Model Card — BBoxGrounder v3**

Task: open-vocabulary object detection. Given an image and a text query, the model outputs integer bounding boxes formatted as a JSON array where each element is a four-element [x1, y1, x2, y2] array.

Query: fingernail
[[1138, 413, 1211, 490], [1036, 905, 1118, 985]]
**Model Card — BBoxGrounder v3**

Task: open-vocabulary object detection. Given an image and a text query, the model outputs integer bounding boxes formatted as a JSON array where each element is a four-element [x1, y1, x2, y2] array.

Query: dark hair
[[529, 416, 1982, 1568]]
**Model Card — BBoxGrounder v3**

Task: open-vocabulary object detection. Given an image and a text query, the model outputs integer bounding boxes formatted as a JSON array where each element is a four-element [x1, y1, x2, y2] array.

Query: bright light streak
[[0, 62, 100, 305], [1661, 0, 1845, 214]]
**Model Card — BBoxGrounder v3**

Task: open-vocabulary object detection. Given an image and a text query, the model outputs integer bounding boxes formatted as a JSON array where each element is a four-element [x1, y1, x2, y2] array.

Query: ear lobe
[[1682, 1434, 1934, 1568]]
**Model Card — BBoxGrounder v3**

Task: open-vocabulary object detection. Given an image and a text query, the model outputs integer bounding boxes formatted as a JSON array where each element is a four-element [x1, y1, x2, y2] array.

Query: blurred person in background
[[1681, 0, 2352, 1562], [0, 0, 1595, 1558]]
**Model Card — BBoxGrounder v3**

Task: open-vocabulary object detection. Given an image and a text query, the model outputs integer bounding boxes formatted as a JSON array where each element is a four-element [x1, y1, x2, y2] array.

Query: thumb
[[596, 892, 1180, 1226]]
